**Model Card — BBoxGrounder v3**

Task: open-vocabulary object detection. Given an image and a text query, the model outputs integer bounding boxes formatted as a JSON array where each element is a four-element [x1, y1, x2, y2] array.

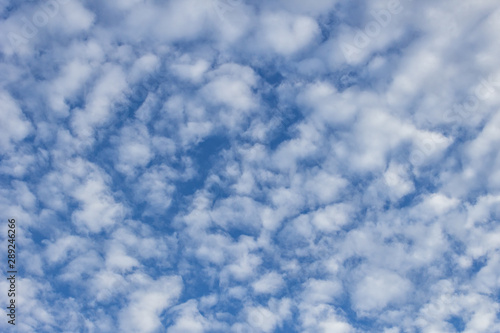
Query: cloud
[[71, 171, 127, 233], [351, 268, 412, 314], [252, 272, 285, 295], [0, 91, 32, 151], [201, 63, 259, 122], [244, 298, 292, 333], [257, 11, 320, 55], [114, 121, 153, 176], [71, 64, 128, 142], [118, 275, 183, 333]]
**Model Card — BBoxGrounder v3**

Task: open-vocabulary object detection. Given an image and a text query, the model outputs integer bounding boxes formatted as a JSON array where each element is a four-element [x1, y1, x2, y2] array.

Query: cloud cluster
[[1, 0, 500, 332]]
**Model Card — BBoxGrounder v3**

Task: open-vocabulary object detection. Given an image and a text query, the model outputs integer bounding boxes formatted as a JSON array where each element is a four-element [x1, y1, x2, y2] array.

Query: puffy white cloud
[[351, 268, 412, 313], [114, 122, 153, 176], [302, 278, 342, 305], [297, 82, 359, 126], [55, 0, 95, 34], [71, 64, 128, 142], [252, 272, 285, 295], [257, 11, 320, 55], [298, 303, 353, 333], [46, 59, 92, 117], [167, 299, 227, 333], [0, 91, 32, 151], [244, 298, 292, 333], [384, 161, 415, 200], [202, 63, 259, 114], [118, 275, 183, 333], [37, 158, 127, 233], [43, 235, 90, 265], [170, 56, 210, 84], [210, 195, 264, 231], [71, 174, 127, 233]]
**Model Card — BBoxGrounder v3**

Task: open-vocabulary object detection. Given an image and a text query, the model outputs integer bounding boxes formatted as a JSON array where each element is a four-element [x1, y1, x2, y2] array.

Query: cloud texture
[[1, 0, 500, 332]]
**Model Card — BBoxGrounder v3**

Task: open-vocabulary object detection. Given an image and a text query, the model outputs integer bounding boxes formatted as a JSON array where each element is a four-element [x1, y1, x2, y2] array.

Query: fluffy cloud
[[258, 11, 320, 55], [118, 275, 183, 333], [0, 91, 32, 151]]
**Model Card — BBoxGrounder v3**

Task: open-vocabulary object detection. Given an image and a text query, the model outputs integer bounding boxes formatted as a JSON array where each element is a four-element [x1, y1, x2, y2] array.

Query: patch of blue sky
[[448, 316, 466, 332]]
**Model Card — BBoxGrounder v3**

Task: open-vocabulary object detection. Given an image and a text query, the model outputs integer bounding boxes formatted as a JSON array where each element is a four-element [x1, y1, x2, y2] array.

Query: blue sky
[[1, 0, 500, 332]]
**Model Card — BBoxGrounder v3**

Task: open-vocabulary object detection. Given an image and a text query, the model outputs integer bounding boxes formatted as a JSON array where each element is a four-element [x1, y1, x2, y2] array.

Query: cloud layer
[[1, 0, 500, 332]]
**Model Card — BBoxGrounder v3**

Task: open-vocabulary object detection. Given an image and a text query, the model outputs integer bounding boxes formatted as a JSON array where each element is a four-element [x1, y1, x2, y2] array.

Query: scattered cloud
[[2, 0, 500, 332]]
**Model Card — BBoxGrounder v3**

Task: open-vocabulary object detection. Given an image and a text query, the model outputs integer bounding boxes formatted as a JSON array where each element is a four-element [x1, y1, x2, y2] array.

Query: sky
[[1, 0, 500, 332]]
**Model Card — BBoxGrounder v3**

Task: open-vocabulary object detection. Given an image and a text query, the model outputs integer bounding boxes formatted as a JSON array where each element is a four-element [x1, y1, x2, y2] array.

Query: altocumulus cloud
[[1, 0, 500, 332]]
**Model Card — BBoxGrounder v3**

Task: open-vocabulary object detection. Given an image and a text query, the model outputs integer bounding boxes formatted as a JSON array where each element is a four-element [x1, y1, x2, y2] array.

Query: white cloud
[[352, 269, 412, 313], [115, 122, 153, 176], [258, 11, 319, 55], [224, 252, 262, 282], [210, 196, 263, 231], [167, 300, 227, 333], [171, 56, 210, 83], [128, 53, 160, 83], [310, 203, 353, 232], [0, 91, 32, 151], [39, 158, 127, 233], [245, 298, 292, 333], [72, 175, 126, 233], [252, 272, 285, 295], [56, 0, 95, 33], [105, 243, 140, 272], [302, 279, 342, 304], [298, 303, 353, 333], [71, 64, 128, 142], [384, 162, 415, 200], [202, 63, 259, 114], [43, 235, 89, 265], [119, 275, 183, 333], [46, 59, 92, 117], [297, 82, 358, 126]]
